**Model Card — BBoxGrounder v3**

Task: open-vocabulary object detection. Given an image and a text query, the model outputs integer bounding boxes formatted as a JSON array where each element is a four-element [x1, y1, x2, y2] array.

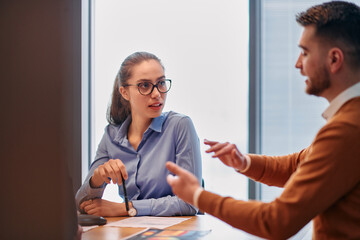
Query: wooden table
[[81, 214, 263, 239]]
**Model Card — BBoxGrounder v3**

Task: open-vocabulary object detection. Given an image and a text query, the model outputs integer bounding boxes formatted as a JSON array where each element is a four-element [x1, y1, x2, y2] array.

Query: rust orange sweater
[[198, 97, 360, 239]]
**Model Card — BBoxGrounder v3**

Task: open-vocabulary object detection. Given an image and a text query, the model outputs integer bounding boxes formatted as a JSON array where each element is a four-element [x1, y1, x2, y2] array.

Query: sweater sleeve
[[198, 120, 360, 239], [245, 149, 307, 187]]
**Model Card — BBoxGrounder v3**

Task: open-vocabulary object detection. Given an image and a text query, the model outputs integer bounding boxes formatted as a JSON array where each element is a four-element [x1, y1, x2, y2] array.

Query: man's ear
[[119, 86, 129, 101], [328, 47, 344, 74]]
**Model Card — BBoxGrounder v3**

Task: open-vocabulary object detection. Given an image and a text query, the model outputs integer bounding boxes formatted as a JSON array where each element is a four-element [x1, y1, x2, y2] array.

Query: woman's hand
[[204, 139, 248, 171], [80, 198, 128, 217], [90, 159, 128, 188]]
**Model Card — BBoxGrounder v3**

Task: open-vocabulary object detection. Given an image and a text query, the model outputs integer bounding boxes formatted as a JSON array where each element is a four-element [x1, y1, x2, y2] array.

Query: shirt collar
[[149, 112, 169, 133], [114, 112, 169, 143], [322, 81, 360, 120]]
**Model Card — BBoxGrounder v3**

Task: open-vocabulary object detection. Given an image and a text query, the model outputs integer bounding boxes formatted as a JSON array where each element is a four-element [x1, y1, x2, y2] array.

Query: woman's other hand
[[91, 159, 128, 187], [80, 198, 129, 217]]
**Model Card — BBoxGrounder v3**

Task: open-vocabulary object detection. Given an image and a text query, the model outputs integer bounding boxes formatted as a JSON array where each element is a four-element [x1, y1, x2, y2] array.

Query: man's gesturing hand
[[204, 139, 248, 172], [166, 162, 200, 205]]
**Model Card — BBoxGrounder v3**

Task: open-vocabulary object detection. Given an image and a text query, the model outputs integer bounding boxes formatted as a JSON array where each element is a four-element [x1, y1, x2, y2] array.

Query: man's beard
[[306, 65, 331, 96]]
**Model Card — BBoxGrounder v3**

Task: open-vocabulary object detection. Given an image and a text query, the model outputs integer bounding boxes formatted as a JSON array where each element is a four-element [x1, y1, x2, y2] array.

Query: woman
[[75, 52, 202, 217]]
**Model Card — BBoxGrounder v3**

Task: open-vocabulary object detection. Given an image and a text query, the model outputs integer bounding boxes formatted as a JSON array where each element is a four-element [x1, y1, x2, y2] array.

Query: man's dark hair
[[296, 1, 360, 69]]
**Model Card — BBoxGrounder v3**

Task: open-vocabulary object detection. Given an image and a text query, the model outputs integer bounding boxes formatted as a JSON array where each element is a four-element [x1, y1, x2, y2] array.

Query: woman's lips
[[149, 103, 163, 110]]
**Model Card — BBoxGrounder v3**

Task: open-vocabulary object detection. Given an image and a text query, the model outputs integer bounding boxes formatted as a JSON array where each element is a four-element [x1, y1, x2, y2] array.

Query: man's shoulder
[[332, 97, 360, 127], [317, 99, 360, 143]]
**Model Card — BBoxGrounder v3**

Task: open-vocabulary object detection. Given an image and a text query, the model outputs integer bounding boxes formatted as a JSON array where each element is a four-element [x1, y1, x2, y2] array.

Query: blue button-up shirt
[[75, 111, 202, 216]]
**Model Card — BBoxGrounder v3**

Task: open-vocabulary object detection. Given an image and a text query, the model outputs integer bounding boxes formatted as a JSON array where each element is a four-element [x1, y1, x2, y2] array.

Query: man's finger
[[205, 142, 229, 153], [212, 143, 235, 157], [166, 162, 187, 177], [204, 139, 217, 146]]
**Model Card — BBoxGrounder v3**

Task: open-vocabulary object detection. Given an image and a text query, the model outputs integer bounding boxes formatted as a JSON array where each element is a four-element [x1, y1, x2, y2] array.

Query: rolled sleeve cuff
[[193, 187, 204, 209], [132, 199, 152, 216], [236, 154, 251, 173], [84, 179, 106, 197]]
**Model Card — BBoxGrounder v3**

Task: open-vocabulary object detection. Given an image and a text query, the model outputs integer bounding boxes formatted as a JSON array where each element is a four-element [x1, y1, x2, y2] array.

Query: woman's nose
[[151, 86, 161, 98]]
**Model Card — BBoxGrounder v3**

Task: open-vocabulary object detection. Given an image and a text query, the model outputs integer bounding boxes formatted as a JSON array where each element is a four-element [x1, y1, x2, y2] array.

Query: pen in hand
[[121, 173, 130, 212]]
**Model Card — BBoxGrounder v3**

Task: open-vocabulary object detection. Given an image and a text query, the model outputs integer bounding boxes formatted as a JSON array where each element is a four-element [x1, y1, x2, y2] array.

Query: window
[[89, 0, 249, 202], [259, 0, 329, 203]]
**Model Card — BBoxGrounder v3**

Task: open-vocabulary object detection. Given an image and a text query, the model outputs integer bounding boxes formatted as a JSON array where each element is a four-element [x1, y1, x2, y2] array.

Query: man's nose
[[295, 55, 302, 69]]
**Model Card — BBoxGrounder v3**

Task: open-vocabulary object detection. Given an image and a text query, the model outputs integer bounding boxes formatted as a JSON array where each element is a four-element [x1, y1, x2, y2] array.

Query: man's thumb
[[167, 174, 175, 185]]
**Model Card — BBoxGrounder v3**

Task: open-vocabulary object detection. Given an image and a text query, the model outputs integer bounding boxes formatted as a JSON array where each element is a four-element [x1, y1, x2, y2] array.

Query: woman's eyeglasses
[[124, 79, 172, 96]]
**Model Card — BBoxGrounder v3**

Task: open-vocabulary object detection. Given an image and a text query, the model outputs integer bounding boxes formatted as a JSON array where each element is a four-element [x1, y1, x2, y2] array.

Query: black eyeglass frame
[[123, 79, 172, 96]]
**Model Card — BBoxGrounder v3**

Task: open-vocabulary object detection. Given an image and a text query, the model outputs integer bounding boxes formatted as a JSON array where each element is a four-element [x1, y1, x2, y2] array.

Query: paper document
[[82, 225, 99, 232], [105, 216, 190, 229]]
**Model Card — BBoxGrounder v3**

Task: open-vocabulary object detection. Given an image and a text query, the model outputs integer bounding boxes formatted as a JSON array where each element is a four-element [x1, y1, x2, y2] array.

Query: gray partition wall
[[248, 0, 262, 200], [0, 0, 81, 239]]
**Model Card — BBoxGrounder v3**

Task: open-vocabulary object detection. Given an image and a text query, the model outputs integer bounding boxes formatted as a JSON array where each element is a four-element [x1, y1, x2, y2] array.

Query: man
[[166, 1, 360, 239]]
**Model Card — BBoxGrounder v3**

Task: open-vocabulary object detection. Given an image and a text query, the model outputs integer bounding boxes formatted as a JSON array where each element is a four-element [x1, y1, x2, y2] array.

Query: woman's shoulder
[[163, 111, 198, 138], [104, 123, 122, 140], [165, 111, 192, 122], [106, 123, 120, 131], [164, 111, 194, 128]]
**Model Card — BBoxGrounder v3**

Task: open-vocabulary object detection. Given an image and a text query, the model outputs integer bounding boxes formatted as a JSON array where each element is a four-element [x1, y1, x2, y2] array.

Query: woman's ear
[[328, 47, 344, 74], [119, 86, 129, 101]]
